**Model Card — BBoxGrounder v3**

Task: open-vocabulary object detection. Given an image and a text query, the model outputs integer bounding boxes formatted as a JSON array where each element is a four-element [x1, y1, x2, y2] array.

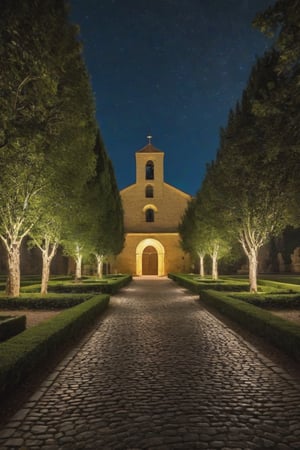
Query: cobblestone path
[[0, 278, 300, 449]]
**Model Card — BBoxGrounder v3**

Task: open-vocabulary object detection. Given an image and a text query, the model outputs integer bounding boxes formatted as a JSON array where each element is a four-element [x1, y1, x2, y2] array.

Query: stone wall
[[115, 233, 191, 276], [121, 182, 190, 233]]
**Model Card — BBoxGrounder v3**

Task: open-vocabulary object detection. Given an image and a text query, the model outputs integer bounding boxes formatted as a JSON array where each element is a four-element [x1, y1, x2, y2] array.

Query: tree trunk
[[75, 256, 82, 281], [40, 240, 58, 295], [211, 255, 218, 280], [198, 252, 205, 277], [210, 243, 219, 280], [41, 254, 51, 295], [239, 229, 260, 294], [74, 246, 82, 282], [96, 254, 104, 279], [6, 243, 21, 297], [248, 249, 258, 293]]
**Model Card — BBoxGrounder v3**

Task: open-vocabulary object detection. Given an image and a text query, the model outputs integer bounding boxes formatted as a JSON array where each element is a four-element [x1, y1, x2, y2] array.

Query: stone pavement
[[0, 277, 300, 450]]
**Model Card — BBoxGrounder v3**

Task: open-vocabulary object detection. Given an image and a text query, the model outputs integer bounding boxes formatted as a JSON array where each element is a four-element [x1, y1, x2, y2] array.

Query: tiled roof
[[137, 143, 163, 153]]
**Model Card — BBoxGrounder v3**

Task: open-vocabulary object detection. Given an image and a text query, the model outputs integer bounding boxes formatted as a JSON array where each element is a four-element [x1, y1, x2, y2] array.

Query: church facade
[[115, 141, 191, 276]]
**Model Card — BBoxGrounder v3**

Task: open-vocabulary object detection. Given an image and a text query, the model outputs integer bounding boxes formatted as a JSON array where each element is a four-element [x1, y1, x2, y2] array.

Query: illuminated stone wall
[[115, 233, 190, 276], [115, 143, 191, 276]]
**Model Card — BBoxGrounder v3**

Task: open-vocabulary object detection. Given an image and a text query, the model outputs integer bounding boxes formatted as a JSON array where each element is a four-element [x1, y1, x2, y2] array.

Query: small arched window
[[145, 208, 154, 222], [145, 185, 154, 198], [145, 160, 154, 180]]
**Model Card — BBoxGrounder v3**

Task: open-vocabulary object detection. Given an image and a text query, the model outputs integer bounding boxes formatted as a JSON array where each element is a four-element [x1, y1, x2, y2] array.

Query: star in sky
[[70, 0, 275, 195]]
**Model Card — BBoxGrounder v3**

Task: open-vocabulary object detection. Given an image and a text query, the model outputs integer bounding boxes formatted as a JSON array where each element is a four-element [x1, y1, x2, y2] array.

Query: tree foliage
[[183, 2, 299, 289], [253, 0, 300, 220], [179, 181, 231, 280], [29, 209, 63, 294], [88, 131, 124, 277], [195, 53, 292, 291], [0, 0, 96, 295], [62, 130, 124, 280]]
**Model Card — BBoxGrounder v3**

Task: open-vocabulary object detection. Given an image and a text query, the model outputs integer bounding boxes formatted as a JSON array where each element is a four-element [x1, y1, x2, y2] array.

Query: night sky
[[70, 0, 275, 195]]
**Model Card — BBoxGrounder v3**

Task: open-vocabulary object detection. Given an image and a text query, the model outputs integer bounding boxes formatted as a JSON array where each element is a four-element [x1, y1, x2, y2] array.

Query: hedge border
[[0, 315, 26, 342], [168, 273, 248, 293], [229, 292, 300, 309], [20, 274, 132, 295], [0, 294, 93, 310], [258, 279, 300, 292], [200, 289, 300, 362], [0, 294, 109, 397]]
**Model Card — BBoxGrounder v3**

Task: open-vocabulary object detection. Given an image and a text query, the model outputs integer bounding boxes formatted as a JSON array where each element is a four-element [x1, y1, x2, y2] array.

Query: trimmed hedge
[[168, 273, 202, 293], [21, 274, 132, 295], [0, 315, 26, 342], [258, 279, 300, 292], [230, 292, 300, 309], [0, 276, 72, 289], [0, 294, 109, 397], [168, 273, 248, 294], [259, 275, 300, 286], [200, 289, 300, 362], [0, 294, 93, 310]]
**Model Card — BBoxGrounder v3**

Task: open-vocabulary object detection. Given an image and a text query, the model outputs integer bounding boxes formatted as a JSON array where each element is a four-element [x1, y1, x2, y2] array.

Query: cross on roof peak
[[146, 135, 153, 145]]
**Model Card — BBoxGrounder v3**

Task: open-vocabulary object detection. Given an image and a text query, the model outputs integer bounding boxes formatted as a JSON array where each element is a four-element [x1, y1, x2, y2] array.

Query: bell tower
[[135, 136, 165, 197], [116, 137, 191, 276]]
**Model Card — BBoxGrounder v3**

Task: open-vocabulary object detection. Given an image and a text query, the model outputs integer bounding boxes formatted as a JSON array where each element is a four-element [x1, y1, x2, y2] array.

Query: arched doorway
[[142, 246, 158, 275], [136, 238, 165, 276]]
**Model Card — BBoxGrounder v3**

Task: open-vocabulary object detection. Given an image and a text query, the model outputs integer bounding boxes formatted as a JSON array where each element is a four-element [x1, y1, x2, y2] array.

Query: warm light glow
[[142, 204, 158, 212], [136, 238, 165, 276]]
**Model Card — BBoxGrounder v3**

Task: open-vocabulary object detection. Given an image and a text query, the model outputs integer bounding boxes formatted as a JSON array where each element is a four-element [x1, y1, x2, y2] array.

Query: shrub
[[229, 292, 300, 309], [258, 279, 300, 292], [259, 275, 300, 286], [200, 290, 300, 362], [21, 274, 132, 295], [0, 315, 26, 342], [168, 273, 248, 294], [0, 294, 93, 310], [0, 294, 109, 397]]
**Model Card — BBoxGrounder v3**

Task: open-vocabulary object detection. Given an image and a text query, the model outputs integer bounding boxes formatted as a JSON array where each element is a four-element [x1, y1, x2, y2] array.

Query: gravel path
[[0, 310, 61, 328], [0, 278, 299, 449]]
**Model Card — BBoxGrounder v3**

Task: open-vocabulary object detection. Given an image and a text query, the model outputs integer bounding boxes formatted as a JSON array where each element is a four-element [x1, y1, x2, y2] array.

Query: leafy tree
[[253, 1, 300, 220], [179, 187, 231, 280], [179, 197, 208, 277], [204, 54, 291, 291], [89, 132, 124, 278], [62, 190, 95, 281], [29, 210, 63, 295], [195, 177, 232, 280], [202, 233, 230, 281], [62, 228, 90, 282], [253, 0, 300, 74], [0, 0, 96, 295], [277, 226, 300, 266], [62, 131, 124, 281]]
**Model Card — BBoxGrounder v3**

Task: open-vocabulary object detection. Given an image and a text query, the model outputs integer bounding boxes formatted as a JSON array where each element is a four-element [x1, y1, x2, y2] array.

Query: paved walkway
[[0, 278, 300, 449]]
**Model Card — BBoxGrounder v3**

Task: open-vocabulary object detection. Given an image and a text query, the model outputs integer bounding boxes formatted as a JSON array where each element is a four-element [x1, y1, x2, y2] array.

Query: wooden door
[[142, 246, 158, 275]]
